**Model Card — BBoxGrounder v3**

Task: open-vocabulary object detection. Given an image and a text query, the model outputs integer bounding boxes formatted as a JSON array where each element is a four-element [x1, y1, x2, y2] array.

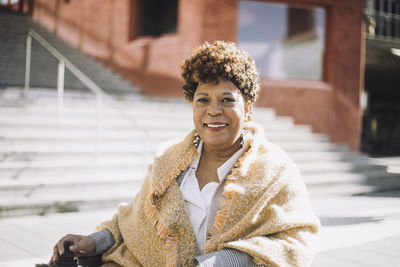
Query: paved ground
[[1, 192, 400, 267], [310, 194, 400, 267]]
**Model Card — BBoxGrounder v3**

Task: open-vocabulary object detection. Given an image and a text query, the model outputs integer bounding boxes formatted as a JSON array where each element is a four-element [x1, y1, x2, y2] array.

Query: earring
[[193, 132, 201, 149], [245, 112, 252, 122], [245, 105, 253, 122]]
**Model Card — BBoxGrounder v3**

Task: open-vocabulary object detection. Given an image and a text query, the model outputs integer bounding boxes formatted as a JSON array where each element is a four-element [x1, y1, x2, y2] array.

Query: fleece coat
[[97, 122, 320, 267]]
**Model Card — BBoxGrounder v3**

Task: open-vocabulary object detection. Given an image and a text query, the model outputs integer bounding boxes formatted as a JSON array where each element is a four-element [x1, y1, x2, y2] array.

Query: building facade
[[13, 0, 365, 151]]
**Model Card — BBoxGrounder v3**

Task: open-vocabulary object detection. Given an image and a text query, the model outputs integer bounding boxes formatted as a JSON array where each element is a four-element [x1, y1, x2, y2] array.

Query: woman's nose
[[207, 101, 222, 116]]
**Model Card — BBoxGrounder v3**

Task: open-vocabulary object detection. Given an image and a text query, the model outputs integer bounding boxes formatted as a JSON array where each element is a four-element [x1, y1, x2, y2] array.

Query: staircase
[[1, 87, 399, 218], [0, 87, 188, 217], [0, 10, 139, 95], [1, 10, 399, 218]]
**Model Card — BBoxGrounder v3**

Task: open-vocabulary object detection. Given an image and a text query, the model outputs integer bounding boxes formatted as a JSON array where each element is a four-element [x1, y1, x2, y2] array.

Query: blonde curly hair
[[180, 41, 260, 103]]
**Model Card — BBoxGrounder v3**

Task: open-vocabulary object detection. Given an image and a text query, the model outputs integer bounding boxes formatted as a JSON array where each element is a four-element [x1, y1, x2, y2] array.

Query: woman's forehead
[[194, 88, 241, 98], [195, 80, 240, 95]]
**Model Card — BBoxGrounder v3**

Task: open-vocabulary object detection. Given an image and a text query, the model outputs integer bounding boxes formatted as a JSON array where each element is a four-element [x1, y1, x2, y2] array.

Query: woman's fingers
[[70, 236, 96, 256], [57, 234, 75, 255], [49, 234, 78, 264], [49, 244, 59, 264], [48, 234, 95, 264], [66, 236, 80, 254]]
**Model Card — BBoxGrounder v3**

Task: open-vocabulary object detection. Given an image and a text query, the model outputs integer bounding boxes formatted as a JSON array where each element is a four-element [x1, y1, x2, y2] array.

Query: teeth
[[207, 124, 226, 128]]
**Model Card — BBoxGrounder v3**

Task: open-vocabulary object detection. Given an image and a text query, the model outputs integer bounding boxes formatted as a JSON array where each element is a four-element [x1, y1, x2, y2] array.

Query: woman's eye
[[222, 98, 235, 103], [197, 98, 209, 103]]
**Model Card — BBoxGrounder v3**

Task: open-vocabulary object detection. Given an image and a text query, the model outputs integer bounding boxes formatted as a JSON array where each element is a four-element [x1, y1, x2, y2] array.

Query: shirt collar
[[190, 140, 243, 183]]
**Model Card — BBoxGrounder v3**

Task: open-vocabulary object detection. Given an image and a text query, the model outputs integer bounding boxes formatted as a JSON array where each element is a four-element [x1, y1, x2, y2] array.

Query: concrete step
[[0, 122, 190, 135], [0, 114, 193, 128], [298, 160, 387, 174], [0, 99, 190, 114], [0, 140, 157, 152], [0, 151, 147, 162], [307, 179, 400, 197], [0, 165, 144, 181], [0, 175, 143, 198], [304, 170, 400, 189], [0, 106, 194, 121], [307, 183, 378, 196], [0, 158, 145, 170], [0, 128, 179, 139], [0, 183, 141, 218], [277, 141, 348, 152], [0, 164, 145, 180], [287, 150, 364, 162], [0, 173, 139, 189], [0, 91, 144, 109]]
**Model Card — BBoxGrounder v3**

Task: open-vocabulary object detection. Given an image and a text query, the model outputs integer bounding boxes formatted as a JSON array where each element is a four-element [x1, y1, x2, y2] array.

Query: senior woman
[[50, 41, 320, 267]]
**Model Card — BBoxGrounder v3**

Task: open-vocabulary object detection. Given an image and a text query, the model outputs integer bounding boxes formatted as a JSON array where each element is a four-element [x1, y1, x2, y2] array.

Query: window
[[137, 0, 178, 37], [237, 1, 326, 80], [0, 0, 18, 4], [367, 0, 400, 38]]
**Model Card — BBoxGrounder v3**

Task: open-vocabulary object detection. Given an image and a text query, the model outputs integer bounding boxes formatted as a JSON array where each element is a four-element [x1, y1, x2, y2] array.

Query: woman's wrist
[[88, 229, 115, 255]]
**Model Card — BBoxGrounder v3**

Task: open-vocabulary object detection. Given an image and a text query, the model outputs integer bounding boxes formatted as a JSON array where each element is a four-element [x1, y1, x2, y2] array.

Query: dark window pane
[[138, 0, 178, 36]]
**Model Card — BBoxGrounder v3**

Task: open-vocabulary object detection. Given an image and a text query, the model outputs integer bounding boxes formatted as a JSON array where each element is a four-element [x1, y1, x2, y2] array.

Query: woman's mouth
[[204, 123, 228, 131]]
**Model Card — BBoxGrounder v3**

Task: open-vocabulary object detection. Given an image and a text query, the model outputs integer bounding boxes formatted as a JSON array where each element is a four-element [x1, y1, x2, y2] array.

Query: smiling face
[[192, 80, 251, 152]]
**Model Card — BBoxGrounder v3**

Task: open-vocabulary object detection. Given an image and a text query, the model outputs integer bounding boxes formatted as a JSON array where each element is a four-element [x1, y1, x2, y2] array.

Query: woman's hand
[[49, 234, 96, 265]]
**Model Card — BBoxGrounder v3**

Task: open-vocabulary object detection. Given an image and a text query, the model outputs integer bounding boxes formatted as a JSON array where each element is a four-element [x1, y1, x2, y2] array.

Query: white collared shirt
[[179, 141, 243, 252]]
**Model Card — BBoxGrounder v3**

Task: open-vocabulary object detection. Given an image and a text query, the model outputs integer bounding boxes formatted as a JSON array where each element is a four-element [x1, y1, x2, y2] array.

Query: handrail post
[[57, 60, 65, 125], [24, 34, 32, 96], [95, 94, 103, 159]]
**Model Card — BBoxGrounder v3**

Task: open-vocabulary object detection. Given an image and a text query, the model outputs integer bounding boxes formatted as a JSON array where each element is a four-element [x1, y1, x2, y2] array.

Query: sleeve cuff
[[89, 229, 115, 255], [194, 248, 265, 267]]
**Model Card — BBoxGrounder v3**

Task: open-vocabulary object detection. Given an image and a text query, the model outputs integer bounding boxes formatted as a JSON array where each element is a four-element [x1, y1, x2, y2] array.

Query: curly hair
[[179, 41, 260, 103]]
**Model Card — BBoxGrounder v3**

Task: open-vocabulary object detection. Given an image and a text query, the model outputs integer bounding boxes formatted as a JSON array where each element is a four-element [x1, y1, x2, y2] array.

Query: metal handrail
[[25, 29, 105, 125], [24, 29, 106, 157], [24, 29, 152, 170], [25, 29, 105, 96]]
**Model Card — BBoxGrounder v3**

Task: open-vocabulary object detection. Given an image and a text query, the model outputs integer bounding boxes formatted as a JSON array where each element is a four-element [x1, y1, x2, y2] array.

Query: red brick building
[[13, 0, 365, 151]]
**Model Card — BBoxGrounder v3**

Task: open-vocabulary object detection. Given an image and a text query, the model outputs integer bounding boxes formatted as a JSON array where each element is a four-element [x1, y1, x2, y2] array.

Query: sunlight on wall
[[238, 1, 326, 80]]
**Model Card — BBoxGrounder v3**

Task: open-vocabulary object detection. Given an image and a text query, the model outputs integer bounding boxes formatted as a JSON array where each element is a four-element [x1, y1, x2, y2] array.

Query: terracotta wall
[[253, 0, 364, 150], [29, 0, 364, 150], [259, 80, 334, 133], [30, 0, 239, 95]]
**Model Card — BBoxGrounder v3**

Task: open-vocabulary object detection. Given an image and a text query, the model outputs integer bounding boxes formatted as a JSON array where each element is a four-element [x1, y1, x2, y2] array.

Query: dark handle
[[36, 241, 103, 267], [56, 241, 78, 266]]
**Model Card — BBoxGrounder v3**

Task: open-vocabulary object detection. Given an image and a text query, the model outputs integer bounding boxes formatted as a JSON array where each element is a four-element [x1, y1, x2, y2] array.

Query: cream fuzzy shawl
[[97, 122, 320, 267]]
